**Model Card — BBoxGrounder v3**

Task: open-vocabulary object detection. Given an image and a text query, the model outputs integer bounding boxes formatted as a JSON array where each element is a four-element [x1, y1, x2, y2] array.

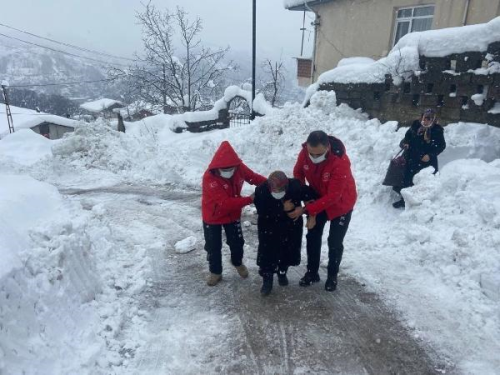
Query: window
[[393, 5, 435, 46]]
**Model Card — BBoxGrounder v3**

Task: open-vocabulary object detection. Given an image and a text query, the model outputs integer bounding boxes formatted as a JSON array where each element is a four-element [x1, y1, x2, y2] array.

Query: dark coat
[[400, 120, 446, 171], [254, 178, 316, 271]]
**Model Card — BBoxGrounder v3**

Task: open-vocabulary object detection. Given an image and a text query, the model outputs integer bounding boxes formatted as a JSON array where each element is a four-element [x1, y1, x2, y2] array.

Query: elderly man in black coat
[[254, 171, 316, 296], [393, 108, 446, 208]]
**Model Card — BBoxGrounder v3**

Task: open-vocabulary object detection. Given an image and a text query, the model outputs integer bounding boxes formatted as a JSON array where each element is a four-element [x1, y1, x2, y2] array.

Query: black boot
[[278, 270, 288, 286], [325, 273, 338, 292], [392, 199, 405, 209], [299, 271, 320, 287], [260, 273, 273, 296]]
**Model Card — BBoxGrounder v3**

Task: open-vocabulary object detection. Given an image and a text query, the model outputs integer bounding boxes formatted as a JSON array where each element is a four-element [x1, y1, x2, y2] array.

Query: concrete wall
[[310, 0, 500, 82]]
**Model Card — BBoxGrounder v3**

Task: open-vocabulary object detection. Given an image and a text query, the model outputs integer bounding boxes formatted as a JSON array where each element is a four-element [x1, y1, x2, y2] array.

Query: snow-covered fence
[[309, 18, 500, 128], [168, 86, 272, 133]]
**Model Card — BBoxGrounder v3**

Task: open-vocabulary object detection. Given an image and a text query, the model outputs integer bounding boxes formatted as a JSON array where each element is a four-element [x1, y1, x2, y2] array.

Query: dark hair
[[307, 130, 329, 147]]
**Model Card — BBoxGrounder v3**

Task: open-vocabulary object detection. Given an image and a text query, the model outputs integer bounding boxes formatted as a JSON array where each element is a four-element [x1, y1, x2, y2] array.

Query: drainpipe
[[462, 0, 471, 26], [306, 2, 319, 84]]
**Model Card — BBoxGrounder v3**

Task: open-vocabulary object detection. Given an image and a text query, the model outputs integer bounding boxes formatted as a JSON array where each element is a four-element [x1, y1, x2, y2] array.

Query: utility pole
[[1, 81, 15, 134], [251, 0, 256, 120]]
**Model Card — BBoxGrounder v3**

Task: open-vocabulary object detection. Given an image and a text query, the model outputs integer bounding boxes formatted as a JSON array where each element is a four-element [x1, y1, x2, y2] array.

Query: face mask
[[271, 191, 286, 200], [421, 116, 435, 128], [309, 151, 327, 164], [219, 168, 235, 179]]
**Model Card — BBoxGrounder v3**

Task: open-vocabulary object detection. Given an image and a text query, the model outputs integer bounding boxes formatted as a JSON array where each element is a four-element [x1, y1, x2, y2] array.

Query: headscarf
[[268, 171, 289, 192]]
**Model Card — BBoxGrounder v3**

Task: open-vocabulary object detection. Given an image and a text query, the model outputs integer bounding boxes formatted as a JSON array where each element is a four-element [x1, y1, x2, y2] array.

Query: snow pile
[[174, 236, 197, 254], [337, 57, 376, 67], [0, 174, 152, 374], [0, 129, 55, 166], [80, 98, 123, 113]]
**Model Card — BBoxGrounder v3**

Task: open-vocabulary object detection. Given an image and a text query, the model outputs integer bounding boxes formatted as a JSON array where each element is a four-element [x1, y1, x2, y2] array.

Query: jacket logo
[[209, 182, 218, 188], [304, 165, 309, 171], [322, 172, 330, 182], [223, 184, 229, 189]]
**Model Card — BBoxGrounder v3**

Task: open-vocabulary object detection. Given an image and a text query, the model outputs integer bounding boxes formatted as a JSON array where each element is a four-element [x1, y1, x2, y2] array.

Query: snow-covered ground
[[1, 91, 500, 374]]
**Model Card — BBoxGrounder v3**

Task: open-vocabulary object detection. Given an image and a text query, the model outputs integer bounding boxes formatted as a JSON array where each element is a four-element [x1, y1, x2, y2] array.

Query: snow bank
[[0, 173, 151, 374], [0, 174, 103, 373], [0, 129, 55, 166], [337, 57, 376, 67]]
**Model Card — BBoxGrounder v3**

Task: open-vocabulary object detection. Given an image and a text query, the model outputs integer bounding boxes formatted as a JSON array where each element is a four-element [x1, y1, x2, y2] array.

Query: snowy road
[[63, 185, 456, 375]]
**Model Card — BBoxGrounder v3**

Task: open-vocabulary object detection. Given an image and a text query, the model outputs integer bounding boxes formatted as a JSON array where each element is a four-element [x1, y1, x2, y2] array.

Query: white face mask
[[219, 168, 235, 179], [271, 191, 286, 200], [309, 151, 327, 164]]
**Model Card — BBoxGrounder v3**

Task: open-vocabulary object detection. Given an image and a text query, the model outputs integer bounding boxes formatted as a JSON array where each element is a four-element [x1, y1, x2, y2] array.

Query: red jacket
[[293, 136, 357, 220], [202, 141, 266, 225]]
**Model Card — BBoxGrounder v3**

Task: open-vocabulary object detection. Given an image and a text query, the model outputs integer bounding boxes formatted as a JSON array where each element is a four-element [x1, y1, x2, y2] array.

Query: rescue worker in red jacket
[[202, 141, 266, 286], [289, 130, 357, 292]]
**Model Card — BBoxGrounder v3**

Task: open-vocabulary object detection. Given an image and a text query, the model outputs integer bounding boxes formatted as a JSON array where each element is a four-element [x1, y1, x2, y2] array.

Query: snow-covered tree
[[115, 3, 232, 114]]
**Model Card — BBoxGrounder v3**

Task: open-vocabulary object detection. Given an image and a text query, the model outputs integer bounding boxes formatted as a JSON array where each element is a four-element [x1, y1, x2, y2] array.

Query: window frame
[[392, 4, 435, 47]]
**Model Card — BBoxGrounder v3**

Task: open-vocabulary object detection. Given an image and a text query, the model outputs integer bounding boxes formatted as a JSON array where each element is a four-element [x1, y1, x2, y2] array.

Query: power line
[[0, 22, 136, 62], [7, 78, 116, 88], [0, 32, 130, 68]]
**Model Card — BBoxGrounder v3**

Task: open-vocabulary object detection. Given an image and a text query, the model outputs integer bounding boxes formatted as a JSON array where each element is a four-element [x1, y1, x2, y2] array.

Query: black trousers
[[305, 210, 352, 277], [203, 221, 244, 275]]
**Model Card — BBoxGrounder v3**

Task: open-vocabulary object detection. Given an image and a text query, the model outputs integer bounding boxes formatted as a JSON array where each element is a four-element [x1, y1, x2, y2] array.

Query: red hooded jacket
[[202, 141, 266, 225], [293, 136, 357, 220]]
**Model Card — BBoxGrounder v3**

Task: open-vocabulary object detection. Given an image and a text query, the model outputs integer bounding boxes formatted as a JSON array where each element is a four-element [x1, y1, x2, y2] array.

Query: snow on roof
[[395, 16, 500, 58], [0, 104, 79, 137], [80, 98, 124, 113], [283, 0, 332, 10], [314, 17, 500, 87]]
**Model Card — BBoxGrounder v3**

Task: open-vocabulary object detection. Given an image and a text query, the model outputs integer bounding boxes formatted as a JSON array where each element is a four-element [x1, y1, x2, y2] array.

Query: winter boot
[[235, 264, 249, 279], [278, 270, 289, 286], [325, 273, 338, 292], [392, 199, 405, 209], [260, 273, 273, 296], [207, 273, 222, 286], [299, 271, 320, 287]]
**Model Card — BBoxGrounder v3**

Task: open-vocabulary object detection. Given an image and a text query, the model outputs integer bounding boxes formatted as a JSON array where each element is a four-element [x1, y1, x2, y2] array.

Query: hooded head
[[208, 141, 242, 170]]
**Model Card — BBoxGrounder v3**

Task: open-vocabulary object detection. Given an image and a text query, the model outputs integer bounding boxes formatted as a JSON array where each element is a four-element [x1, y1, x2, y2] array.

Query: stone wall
[[318, 42, 500, 127]]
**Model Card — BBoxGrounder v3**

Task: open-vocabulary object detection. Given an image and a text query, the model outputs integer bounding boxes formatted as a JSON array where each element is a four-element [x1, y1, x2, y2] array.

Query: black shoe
[[260, 274, 273, 296], [325, 277, 337, 292], [392, 199, 405, 209], [278, 271, 288, 286], [299, 271, 320, 287]]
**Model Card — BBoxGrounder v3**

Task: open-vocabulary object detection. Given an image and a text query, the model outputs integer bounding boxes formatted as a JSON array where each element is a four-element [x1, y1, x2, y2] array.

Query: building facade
[[287, 0, 500, 85]]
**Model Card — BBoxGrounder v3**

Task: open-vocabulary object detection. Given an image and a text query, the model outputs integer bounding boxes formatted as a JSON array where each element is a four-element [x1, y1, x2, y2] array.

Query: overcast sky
[[1, 0, 314, 62]]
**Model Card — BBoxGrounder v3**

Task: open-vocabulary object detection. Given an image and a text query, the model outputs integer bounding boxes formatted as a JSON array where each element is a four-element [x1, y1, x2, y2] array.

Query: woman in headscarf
[[393, 108, 446, 208]]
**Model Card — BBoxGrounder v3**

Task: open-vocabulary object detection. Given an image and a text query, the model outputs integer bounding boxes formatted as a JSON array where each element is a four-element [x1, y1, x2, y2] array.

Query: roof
[[80, 98, 124, 113], [284, 0, 334, 11], [0, 104, 79, 137]]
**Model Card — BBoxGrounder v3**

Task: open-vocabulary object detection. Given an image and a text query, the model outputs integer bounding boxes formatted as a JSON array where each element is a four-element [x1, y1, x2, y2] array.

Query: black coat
[[254, 179, 316, 271], [400, 120, 446, 171]]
